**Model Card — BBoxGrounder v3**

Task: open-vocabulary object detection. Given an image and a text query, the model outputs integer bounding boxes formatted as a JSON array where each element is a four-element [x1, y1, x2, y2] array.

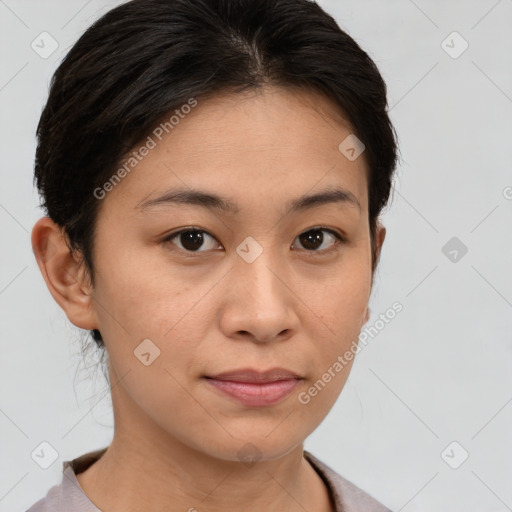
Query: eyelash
[[161, 226, 346, 256]]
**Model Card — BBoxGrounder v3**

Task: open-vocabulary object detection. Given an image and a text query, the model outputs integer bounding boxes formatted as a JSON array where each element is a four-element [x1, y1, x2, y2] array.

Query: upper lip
[[206, 368, 303, 383]]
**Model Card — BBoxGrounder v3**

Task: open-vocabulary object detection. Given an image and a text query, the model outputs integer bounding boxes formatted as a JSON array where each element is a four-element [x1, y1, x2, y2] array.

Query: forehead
[[99, 86, 369, 217]]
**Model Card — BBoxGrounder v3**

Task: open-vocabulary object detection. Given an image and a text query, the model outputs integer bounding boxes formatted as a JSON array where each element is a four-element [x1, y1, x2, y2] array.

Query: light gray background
[[1, 1, 511, 511]]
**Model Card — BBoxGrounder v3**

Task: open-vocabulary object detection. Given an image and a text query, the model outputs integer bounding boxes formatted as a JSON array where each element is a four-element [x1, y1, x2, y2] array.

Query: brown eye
[[292, 228, 344, 253], [164, 229, 220, 252]]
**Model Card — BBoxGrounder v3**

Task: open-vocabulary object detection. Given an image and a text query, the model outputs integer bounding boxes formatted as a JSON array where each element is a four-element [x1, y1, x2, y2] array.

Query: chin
[[193, 432, 304, 465]]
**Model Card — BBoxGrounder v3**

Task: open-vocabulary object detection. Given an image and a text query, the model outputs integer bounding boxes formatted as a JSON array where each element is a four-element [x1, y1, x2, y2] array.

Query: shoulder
[[304, 450, 393, 512], [25, 449, 106, 512], [25, 471, 71, 512], [25, 482, 59, 512]]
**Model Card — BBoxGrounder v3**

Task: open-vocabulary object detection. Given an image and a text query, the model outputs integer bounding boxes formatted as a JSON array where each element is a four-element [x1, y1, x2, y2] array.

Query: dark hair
[[34, 0, 399, 350]]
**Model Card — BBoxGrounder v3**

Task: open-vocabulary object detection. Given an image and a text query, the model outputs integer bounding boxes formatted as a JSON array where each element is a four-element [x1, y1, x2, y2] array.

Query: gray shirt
[[26, 448, 392, 512]]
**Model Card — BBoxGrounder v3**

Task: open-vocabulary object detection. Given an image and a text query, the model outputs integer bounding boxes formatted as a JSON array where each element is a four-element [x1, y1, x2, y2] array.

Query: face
[[47, 86, 385, 462]]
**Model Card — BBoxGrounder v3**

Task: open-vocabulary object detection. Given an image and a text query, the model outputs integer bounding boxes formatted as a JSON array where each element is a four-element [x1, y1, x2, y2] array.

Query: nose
[[218, 245, 300, 344]]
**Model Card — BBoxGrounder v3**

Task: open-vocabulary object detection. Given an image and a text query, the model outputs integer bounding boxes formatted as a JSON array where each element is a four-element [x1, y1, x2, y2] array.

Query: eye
[[163, 228, 221, 253], [291, 227, 345, 253], [162, 226, 345, 255]]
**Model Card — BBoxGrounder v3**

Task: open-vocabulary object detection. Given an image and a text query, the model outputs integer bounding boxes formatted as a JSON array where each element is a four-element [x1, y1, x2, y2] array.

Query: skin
[[31, 85, 386, 512]]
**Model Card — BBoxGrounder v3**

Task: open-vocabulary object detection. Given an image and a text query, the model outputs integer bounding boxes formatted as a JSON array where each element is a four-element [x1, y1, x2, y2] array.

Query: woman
[[28, 0, 399, 510]]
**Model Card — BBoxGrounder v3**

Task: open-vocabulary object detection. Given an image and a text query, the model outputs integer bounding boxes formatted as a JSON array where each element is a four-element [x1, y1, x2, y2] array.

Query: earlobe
[[31, 217, 98, 331]]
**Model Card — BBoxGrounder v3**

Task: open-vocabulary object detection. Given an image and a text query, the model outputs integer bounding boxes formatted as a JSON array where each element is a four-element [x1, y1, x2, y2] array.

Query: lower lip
[[205, 378, 301, 407]]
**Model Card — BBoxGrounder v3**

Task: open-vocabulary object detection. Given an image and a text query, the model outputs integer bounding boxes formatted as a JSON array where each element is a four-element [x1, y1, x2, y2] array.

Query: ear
[[370, 220, 387, 275], [31, 216, 98, 331], [364, 222, 386, 325], [374, 221, 386, 264]]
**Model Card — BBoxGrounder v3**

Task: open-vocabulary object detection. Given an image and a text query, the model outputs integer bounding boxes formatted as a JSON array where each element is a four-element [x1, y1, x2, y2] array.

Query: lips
[[204, 368, 303, 407], [205, 367, 303, 383]]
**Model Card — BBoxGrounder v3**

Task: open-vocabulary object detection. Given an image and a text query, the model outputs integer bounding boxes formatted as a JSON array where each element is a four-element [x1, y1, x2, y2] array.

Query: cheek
[[91, 244, 188, 336], [307, 256, 371, 339], [302, 256, 371, 392], [91, 251, 218, 392]]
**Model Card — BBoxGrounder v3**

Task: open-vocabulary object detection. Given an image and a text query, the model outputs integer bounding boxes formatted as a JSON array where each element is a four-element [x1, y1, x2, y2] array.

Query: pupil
[[181, 230, 204, 251], [300, 229, 323, 250]]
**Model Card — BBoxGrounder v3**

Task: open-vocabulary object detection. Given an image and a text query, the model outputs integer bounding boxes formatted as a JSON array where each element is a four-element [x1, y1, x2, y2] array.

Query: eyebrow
[[135, 186, 361, 216]]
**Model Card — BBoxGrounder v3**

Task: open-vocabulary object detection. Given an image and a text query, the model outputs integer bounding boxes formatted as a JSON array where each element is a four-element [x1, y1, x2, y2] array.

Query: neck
[[77, 436, 333, 512]]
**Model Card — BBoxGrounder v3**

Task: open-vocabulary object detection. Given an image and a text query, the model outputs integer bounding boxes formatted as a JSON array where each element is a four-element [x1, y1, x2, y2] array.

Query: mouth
[[203, 367, 303, 407]]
